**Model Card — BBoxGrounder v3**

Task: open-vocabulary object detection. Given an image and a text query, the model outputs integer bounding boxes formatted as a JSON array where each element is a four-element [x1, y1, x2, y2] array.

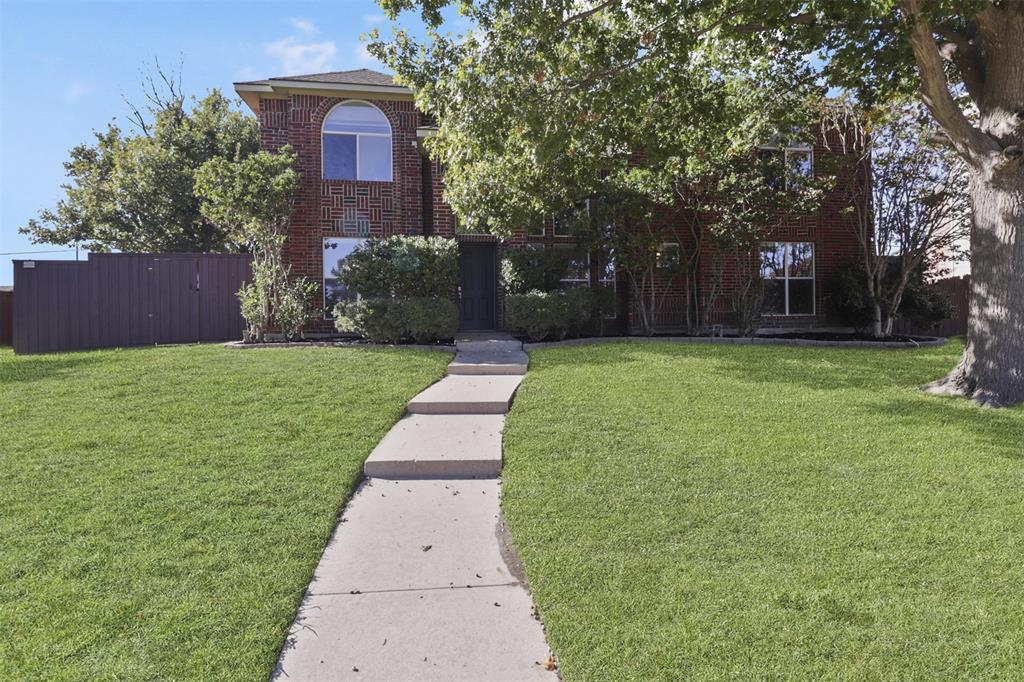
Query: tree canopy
[[373, 0, 1024, 405], [20, 86, 259, 253]]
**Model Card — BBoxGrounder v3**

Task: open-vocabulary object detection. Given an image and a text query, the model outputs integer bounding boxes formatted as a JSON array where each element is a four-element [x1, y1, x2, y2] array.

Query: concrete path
[[273, 335, 556, 681]]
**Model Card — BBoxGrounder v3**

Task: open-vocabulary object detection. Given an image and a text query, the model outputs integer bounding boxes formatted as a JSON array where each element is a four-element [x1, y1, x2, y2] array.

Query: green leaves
[[20, 90, 259, 253]]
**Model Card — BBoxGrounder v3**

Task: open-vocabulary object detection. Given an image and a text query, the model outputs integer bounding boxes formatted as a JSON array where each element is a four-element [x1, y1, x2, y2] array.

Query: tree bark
[[926, 171, 1024, 406], [904, 1, 1024, 406]]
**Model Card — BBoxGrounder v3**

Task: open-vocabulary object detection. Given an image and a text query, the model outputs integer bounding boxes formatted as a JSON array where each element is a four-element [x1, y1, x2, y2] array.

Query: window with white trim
[[322, 101, 392, 181], [323, 237, 366, 318], [757, 143, 813, 190], [555, 244, 590, 288], [552, 199, 590, 237], [760, 242, 814, 315]]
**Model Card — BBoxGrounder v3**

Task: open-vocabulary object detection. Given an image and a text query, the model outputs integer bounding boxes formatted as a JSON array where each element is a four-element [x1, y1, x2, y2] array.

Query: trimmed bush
[[338, 236, 458, 299], [506, 290, 572, 342], [334, 296, 457, 344]]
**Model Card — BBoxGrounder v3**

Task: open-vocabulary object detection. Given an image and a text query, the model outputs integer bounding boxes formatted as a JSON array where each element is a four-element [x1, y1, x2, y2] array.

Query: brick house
[[235, 68, 863, 336]]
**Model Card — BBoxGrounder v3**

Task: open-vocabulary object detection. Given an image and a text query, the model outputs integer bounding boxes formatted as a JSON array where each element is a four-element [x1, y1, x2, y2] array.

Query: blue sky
[[0, 0, 451, 285]]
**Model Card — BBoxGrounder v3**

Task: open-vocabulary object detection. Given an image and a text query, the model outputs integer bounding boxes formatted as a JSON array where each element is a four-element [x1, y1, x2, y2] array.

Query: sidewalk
[[271, 337, 556, 681]]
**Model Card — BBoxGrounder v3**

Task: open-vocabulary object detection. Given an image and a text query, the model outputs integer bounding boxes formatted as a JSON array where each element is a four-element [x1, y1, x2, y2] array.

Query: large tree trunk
[[926, 171, 1024, 406]]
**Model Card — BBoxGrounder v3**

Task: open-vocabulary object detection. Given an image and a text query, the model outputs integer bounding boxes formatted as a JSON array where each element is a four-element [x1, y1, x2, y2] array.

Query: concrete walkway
[[272, 335, 556, 681]]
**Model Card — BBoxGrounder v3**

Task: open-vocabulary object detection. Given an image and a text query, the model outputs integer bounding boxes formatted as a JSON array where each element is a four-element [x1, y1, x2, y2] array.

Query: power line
[[0, 249, 79, 256]]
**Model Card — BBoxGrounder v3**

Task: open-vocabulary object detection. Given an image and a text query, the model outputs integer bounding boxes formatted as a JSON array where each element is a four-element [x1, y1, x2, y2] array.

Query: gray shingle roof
[[270, 69, 396, 86]]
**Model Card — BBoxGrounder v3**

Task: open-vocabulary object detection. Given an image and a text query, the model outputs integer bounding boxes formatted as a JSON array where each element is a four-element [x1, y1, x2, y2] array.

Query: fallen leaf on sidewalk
[[421, 544, 432, 552], [541, 655, 557, 671]]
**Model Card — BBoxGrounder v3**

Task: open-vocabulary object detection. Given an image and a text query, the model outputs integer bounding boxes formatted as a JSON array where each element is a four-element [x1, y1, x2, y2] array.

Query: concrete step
[[407, 375, 525, 415], [364, 414, 504, 478], [448, 350, 529, 376], [455, 339, 524, 354]]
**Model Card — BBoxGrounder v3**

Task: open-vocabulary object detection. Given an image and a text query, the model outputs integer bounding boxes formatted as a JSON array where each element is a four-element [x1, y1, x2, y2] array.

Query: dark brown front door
[[458, 243, 497, 331]]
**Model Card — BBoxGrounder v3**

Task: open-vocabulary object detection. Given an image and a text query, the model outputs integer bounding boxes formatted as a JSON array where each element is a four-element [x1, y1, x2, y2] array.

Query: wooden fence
[[891, 275, 970, 338], [12, 253, 251, 354]]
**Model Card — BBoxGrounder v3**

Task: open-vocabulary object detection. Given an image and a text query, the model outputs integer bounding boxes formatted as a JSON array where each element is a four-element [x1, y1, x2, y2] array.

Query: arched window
[[322, 101, 392, 181]]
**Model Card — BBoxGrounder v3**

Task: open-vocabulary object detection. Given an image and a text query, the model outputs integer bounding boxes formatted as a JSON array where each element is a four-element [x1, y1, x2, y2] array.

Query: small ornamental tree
[[194, 147, 305, 342], [825, 101, 970, 338]]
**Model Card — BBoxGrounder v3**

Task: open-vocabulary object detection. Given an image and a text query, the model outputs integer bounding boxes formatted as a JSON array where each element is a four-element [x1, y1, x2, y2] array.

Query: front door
[[458, 243, 497, 331]]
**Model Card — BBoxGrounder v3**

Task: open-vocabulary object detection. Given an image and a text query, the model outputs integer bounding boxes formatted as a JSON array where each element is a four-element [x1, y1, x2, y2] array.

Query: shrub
[[506, 290, 573, 341], [334, 296, 457, 344], [561, 286, 617, 337], [501, 248, 572, 294], [276, 277, 319, 340], [396, 297, 459, 343], [338, 236, 458, 299], [826, 262, 954, 333]]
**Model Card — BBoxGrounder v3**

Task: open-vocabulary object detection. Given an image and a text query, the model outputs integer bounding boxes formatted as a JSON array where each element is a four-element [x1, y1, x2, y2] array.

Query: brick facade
[[251, 81, 863, 336]]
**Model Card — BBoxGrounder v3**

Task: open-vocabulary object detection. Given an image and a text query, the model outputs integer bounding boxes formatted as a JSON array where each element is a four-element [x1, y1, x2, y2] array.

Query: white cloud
[[64, 81, 91, 103], [265, 35, 337, 74], [289, 17, 318, 35], [362, 14, 386, 25], [354, 43, 383, 68]]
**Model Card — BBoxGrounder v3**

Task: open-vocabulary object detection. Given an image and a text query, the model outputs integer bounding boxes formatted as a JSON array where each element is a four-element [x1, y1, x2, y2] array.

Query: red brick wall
[[261, 93, 864, 335], [259, 94, 424, 331]]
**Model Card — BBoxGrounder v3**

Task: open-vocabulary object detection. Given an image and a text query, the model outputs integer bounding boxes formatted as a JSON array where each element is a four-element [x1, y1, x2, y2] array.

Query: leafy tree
[[826, 101, 970, 338], [20, 75, 259, 253], [373, 0, 1024, 406], [194, 147, 303, 342]]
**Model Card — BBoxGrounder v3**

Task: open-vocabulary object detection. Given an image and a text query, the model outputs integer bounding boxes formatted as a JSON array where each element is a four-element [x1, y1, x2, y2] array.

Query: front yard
[[503, 340, 1024, 680], [0, 345, 448, 680]]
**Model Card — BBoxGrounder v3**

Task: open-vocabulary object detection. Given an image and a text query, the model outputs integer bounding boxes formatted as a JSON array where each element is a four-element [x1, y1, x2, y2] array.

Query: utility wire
[[0, 249, 79, 256]]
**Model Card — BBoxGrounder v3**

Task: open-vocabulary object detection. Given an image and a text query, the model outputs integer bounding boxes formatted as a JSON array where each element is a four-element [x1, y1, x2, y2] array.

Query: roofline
[[234, 79, 413, 115], [266, 78, 412, 95]]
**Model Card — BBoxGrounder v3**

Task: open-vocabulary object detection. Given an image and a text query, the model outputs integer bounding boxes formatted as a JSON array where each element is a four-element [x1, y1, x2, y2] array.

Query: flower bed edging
[[522, 335, 948, 351], [223, 340, 455, 353]]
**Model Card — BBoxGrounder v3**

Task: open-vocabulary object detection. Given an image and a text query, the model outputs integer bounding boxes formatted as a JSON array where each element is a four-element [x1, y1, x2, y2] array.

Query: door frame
[[457, 241, 498, 332]]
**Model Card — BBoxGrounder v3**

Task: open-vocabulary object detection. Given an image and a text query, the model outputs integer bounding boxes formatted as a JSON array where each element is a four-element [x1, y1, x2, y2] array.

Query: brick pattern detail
[[260, 94, 424, 331]]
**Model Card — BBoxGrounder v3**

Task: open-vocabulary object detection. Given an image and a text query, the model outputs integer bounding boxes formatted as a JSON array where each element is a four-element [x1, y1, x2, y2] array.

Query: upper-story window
[[322, 101, 392, 182], [757, 143, 813, 190]]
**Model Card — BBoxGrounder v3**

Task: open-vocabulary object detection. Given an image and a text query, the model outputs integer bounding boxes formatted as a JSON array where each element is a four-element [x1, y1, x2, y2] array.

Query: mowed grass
[[503, 340, 1024, 681], [0, 344, 448, 680]]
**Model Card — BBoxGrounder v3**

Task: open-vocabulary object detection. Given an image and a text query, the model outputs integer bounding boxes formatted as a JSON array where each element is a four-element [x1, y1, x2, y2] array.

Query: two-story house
[[234, 68, 863, 336]]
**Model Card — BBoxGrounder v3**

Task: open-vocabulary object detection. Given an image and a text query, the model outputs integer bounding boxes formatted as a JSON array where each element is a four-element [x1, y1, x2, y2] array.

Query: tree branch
[[556, 0, 619, 31], [932, 23, 985, 102], [902, 0, 998, 166]]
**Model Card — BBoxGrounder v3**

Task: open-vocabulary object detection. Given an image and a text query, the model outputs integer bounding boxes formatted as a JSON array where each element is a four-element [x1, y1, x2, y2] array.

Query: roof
[[234, 68, 412, 114], [236, 68, 397, 88], [272, 69, 396, 86]]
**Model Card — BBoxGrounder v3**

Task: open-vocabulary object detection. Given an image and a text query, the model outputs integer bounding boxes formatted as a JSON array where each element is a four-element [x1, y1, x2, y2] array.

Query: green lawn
[[0, 344, 448, 680], [503, 340, 1024, 681]]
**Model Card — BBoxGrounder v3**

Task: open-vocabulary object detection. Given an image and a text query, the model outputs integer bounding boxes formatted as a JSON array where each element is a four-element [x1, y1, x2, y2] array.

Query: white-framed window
[[528, 223, 545, 237], [552, 199, 590, 237], [555, 244, 590, 288], [597, 248, 616, 290], [757, 143, 813, 190], [323, 237, 366, 319], [656, 242, 681, 269], [760, 242, 814, 315], [322, 101, 392, 182]]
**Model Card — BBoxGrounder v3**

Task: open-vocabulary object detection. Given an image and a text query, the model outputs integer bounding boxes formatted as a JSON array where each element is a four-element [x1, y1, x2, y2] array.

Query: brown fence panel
[[891, 275, 970, 338], [12, 253, 250, 354], [0, 289, 12, 346]]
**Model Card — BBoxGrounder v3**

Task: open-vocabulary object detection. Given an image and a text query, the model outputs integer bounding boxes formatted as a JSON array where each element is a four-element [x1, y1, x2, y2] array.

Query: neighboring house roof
[[234, 68, 412, 114]]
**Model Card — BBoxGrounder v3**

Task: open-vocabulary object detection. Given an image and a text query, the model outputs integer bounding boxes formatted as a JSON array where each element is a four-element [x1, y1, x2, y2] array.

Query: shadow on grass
[[0, 354, 102, 384]]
